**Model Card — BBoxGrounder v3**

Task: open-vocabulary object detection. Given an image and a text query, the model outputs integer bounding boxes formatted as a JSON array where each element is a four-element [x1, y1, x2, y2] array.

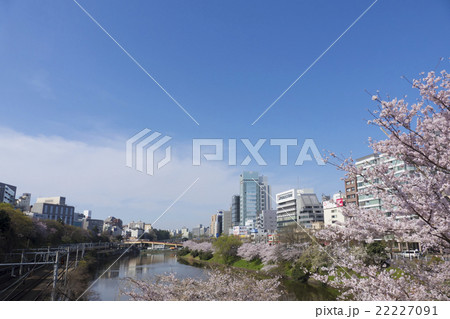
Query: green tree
[[294, 245, 332, 282], [0, 207, 12, 253], [155, 229, 170, 240], [0, 203, 43, 251], [212, 235, 242, 264], [364, 241, 389, 267], [92, 225, 99, 234], [0, 209, 11, 233], [143, 230, 157, 241]]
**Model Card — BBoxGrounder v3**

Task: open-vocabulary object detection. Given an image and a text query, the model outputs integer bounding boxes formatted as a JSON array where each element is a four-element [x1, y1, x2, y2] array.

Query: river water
[[90, 251, 336, 301]]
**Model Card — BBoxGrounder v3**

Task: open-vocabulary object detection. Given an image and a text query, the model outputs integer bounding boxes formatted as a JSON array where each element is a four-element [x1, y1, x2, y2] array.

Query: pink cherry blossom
[[122, 271, 282, 301], [317, 69, 450, 301]]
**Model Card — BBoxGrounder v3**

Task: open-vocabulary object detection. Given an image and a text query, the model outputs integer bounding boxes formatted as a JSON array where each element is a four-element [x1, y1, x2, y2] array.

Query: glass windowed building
[[231, 195, 240, 227], [239, 171, 271, 226], [0, 182, 17, 205]]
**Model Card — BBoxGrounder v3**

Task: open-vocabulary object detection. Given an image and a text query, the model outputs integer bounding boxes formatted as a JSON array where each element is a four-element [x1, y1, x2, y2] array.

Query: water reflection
[[90, 251, 336, 301], [90, 251, 207, 301]]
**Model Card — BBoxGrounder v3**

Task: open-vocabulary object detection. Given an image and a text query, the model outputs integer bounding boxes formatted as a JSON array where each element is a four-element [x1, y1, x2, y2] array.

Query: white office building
[[323, 193, 346, 226], [356, 153, 415, 210], [276, 188, 324, 229]]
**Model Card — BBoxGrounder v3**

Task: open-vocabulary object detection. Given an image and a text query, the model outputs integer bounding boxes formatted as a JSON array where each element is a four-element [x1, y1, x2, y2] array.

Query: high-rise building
[[222, 210, 232, 235], [239, 171, 271, 226], [355, 153, 415, 210], [344, 177, 358, 206], [231, 195, 240, 227], [31, 196, 75, 225], [276, 188, 324, 229], [0, 182, 17, 205], [256, 210, 277, 232], [259, 175, 271, 211], [210, 211, 223, 238]]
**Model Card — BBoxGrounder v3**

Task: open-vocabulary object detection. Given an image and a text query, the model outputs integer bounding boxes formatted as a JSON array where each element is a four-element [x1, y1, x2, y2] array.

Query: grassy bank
[[178, 253, 338, 300], [179, 253, 263, 271]]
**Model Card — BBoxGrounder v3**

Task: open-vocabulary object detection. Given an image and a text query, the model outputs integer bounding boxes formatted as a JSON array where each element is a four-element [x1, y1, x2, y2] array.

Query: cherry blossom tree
[[315, 69, 450, 300], [183, 240, 213, 252], [237, 242, 266, 261], [122, 271, 282, 301], [238, 242, 308, 265]]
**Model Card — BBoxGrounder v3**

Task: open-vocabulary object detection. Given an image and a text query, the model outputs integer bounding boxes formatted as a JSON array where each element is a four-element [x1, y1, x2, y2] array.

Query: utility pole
[[75, 245, 79, 268], [19, 250, 24, 276], [64, 247, 70, 286], [51, 251, 59, 301]]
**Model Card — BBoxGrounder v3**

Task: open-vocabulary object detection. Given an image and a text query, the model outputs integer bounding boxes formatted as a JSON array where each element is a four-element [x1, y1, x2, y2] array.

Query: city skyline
[[0, 0, 449, 229]]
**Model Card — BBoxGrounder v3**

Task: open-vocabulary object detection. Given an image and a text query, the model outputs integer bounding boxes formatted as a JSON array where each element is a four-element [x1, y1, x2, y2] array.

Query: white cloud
[[0, 127, 342, 229], [0, 127, 241, 229]]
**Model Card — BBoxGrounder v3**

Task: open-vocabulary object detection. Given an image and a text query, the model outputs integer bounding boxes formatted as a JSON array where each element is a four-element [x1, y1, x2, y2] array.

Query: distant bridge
[[123, 240, 183, 249]]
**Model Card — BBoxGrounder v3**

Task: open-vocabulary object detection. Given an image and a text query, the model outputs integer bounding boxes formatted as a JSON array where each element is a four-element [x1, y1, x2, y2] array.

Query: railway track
[[0, 264, 54, 301]]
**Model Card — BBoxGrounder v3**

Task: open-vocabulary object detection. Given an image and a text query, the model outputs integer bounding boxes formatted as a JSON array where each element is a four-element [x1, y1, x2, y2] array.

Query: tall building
[[276, 188, 324, 229], [323, 192, 346, 226], [31, 196, 75, 225], [0, 182, 17, 205], [222, 210, 232, 235], [344, 177, 358, 206], [15, 193, 31, 211], [259, 175, 272, 211], [239, 171, 271, 226], [231, 195, 240, 227], [256, 210, 277, 232], [210, 211, 223, 238], [355, 153, 415, 210]]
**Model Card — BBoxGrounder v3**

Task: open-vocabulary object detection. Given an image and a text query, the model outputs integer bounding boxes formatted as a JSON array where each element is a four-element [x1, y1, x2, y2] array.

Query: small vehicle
[[400, 250, 420, 258]]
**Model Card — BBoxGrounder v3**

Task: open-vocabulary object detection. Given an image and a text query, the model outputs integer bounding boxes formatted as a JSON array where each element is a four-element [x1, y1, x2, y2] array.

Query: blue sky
[[0, 0, 449, 229]]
